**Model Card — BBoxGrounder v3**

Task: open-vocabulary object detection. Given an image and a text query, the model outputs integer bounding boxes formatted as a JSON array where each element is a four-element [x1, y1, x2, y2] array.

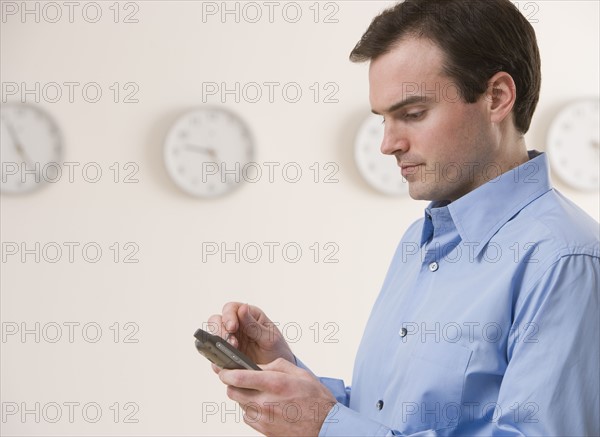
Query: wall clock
[[0, 103, 63, 194], [163, 107, 255, 198], [354, 113, 408, 196], [547, 98, 599, 191]]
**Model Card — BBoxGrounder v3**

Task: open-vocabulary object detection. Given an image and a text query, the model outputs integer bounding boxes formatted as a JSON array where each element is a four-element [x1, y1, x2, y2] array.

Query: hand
[[219, 358, 337, 437], [207, 302, 295, 367]]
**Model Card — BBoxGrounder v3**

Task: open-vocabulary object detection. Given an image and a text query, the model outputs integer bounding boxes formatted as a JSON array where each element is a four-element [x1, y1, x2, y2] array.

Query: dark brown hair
[[350, 0, 541, 134]]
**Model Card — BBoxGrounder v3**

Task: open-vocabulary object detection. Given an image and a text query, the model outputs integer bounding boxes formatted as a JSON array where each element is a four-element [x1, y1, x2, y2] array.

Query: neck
[[497, 137, 530, 174]]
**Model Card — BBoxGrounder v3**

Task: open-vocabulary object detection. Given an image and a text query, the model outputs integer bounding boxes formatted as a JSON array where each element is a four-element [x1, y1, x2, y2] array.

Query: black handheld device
[[194, 328, 261, 371]]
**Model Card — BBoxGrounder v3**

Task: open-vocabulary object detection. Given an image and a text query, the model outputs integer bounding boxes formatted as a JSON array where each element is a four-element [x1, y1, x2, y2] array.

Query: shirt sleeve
[[318, 404, 437, 437], [310, 253, 600, 437], [492, 253, 600, 436], [295, 352, 434, 436]]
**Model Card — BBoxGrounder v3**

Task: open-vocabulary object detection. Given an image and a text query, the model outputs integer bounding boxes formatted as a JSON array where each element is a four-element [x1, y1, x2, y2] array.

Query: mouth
[[399, 163, 422, 178]]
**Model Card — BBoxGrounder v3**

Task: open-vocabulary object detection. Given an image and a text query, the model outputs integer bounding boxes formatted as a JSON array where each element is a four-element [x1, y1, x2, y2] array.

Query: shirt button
[[376, 400, 384, 410], [399, 327, 408, 337], [429, 261, 439, 272]]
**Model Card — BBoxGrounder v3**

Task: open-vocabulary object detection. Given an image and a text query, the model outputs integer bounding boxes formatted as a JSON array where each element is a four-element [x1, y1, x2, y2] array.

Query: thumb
[[261, 357, 302, 374]]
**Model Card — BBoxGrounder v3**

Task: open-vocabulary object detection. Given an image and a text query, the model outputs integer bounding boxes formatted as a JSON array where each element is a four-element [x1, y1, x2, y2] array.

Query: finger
[[222, 302, 244, 333], [225, 385, 259, 405], [211, 363, 222, 375], [219, 368, 278, 392], [226, 334, 239, 348], [240, 303, 274, 328], [260, 357, 305, 375], [237, 304, 264, 343], [206, 314, 238, 347], [242, 404, 266, 435], [206, 314, 225, 338], [238, 304, 282, 349]]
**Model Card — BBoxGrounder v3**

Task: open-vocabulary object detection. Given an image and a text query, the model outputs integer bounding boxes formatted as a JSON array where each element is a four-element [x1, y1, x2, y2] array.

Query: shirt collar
[[420, 151, 553, 257]]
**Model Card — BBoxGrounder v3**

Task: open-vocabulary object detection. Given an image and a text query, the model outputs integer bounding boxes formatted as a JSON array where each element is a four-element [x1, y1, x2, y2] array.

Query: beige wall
[[1, 1, 598, 435]]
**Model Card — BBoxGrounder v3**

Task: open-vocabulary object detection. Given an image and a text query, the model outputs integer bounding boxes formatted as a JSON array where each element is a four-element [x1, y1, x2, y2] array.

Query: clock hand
[[183, 144, 223, 176], [4, 120, 34, 166], [184, 144, 218, 158], [181, 143, 240, 186]]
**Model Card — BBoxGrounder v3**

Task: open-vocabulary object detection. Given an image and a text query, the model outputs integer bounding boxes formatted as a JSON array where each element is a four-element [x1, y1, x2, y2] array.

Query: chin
[[408, 184, 433, 201], [408, 184, 451, 203]]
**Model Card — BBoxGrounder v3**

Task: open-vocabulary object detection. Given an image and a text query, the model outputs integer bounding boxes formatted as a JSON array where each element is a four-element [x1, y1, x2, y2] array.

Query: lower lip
[[401, 165, 421, 178]]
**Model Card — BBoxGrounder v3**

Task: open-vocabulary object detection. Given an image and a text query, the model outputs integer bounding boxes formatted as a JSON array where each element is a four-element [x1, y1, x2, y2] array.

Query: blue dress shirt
[[307, 151, 600, 436]]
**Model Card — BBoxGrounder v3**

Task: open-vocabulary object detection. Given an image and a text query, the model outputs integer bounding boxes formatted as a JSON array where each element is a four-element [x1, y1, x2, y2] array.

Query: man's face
[[369, 37, 497, 202]]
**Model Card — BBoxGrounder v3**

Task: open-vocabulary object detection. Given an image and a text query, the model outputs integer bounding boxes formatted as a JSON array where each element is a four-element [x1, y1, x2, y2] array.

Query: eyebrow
[[371, 95, 431, 115]]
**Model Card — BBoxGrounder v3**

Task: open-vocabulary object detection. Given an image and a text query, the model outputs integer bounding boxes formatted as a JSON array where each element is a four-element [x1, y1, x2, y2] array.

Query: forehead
[[369, 37, 448, 111]]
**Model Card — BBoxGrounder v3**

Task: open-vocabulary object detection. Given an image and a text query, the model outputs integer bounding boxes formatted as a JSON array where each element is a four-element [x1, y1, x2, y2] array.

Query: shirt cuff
[[318, 402, 392, 437], [294, 356, 349, 406]]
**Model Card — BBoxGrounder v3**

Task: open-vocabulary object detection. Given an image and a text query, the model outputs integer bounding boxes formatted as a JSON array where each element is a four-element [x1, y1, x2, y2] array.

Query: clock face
[[0, 104, 63, 194], [163, 107, 255, 198], [547, 98, 599, 191], [354, 113, 408, 196]]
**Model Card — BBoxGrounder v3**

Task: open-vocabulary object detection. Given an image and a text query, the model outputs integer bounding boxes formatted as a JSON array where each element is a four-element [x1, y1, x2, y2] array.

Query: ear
[[485, 72, 517, 125]]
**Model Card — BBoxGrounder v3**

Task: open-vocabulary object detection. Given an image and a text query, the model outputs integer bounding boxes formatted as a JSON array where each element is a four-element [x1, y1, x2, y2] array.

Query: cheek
[[422, 104, 488, 161], [416, 109, 465, 160]]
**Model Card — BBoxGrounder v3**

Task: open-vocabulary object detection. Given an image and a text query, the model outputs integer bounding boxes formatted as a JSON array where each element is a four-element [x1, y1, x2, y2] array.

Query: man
[[208, 0, 600, 435]]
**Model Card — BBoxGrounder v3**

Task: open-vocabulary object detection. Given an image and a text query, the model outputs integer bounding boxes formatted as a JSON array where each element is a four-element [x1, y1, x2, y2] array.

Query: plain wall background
[[1, 1, 598, 435]]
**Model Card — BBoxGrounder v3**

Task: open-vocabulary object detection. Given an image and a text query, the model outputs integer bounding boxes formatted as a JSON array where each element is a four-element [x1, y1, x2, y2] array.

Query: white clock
[[163, 107, 255, 198], [547, 98, 599, 191], [0, 103, 63, 194], [354, 113, 408, 196]]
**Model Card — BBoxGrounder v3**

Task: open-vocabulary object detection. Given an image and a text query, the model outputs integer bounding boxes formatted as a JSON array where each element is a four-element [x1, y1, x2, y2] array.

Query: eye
[[404, 111, 425, 120]]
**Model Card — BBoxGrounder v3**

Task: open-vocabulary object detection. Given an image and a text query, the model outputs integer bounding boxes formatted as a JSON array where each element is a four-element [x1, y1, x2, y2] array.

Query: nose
[[380, 123, 409, 156]]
